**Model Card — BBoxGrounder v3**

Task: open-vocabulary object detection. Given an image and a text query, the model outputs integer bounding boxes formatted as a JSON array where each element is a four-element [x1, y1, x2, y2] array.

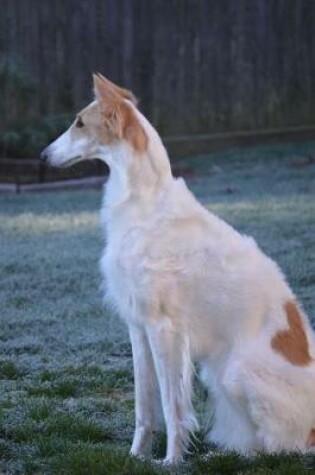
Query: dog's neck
[[103, 114, 173, 220]]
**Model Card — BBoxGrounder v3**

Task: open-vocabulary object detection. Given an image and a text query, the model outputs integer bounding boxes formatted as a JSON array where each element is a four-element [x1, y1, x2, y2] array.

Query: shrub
[[0, 57, 72, 158]]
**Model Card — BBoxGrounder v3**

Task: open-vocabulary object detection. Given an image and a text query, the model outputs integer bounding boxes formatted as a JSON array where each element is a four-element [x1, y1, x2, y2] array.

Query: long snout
[[39, 129, 92, 168]]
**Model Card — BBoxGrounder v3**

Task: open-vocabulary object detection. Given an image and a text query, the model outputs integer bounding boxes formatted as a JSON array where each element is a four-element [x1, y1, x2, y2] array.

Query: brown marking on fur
[[271, 300, 312, 366], [119, 102, 148, 154], [93, 74, 147, 154], [307, 428, 315, 447]]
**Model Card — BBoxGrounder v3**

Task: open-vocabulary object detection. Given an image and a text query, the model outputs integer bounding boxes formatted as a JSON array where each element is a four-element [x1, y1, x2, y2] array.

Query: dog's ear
[[93, 74, 147, 153], [96, 73, 138, 105], [93, 73, 120, 109], [119, 101, 148, 154], [93, 73, 124, 138]]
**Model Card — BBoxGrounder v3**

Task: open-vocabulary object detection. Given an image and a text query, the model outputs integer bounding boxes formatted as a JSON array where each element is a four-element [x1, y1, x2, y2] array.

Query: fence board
[[0, 0, 315, 136]]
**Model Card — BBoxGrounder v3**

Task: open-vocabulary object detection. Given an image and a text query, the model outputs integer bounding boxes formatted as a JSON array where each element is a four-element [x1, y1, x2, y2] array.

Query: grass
[[0, 140, 315, 474]]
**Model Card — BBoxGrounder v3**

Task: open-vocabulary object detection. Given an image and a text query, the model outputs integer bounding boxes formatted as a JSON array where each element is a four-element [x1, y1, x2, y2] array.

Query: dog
[[40, 73, 315, 463]]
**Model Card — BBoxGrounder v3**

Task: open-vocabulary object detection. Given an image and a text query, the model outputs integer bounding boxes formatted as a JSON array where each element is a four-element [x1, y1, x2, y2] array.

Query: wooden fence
[[1, 0, 315, 136]]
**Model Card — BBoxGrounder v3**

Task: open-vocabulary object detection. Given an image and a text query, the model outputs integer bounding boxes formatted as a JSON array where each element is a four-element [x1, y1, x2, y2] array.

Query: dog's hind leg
[[210, 386, 260, 453], [146, 317, 198, 463], [239, 357, 315, 453], [201, 359, 260, 454], [219, 347, 315, 453], [129, 325, 162, 457]]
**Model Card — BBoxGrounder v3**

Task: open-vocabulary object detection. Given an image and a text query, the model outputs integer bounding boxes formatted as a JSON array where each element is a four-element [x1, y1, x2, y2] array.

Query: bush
[[0, 117, 72, 158], [0, 57, 72, 158]]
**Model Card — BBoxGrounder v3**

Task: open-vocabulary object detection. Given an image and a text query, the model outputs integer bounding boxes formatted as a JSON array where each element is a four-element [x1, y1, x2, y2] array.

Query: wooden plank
[[1, 0, 315, 141]]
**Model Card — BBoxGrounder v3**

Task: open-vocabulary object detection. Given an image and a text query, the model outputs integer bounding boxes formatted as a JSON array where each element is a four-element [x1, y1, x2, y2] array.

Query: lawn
[[0, 141, 315, 474]]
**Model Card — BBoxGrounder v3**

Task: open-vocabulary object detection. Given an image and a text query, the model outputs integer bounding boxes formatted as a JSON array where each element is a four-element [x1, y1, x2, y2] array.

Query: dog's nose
[[40, 148, 49, 162]]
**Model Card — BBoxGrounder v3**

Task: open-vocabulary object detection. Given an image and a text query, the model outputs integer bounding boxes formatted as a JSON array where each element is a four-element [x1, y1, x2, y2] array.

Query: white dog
[[41, 74, 315, 463]]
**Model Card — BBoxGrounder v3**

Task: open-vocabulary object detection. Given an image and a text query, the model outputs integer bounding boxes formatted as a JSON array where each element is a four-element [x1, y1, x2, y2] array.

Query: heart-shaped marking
[[271, 300, 312, 366]]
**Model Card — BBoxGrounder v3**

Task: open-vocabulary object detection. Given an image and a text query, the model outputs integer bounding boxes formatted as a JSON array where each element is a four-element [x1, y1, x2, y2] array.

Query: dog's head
[[40, 74, 148, 168]]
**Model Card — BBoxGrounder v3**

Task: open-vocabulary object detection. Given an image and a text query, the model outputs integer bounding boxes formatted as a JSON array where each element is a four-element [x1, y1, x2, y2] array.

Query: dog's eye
[[76, 117, 84, 128]]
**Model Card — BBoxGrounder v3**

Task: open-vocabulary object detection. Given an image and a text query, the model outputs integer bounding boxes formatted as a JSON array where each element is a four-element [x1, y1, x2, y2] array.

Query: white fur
[[45, 98, 315, 463]]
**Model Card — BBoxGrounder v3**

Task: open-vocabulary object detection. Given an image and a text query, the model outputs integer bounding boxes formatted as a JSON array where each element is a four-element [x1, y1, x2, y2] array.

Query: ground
[[0, 141, 315, 474]]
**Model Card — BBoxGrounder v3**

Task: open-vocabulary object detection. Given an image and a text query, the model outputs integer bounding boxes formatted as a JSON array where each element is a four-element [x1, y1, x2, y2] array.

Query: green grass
[[0, 141, 315, 474]]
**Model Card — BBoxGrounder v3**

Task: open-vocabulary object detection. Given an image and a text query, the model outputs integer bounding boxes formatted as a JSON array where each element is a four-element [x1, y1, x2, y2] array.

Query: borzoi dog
[[40, 74, 315, 463]]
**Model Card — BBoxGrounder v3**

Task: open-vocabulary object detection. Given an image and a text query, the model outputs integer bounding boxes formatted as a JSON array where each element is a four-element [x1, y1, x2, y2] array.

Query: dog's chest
[[100, 224, 152, 322]]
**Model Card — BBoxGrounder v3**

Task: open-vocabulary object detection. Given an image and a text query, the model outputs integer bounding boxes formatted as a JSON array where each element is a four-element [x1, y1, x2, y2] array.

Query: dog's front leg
[[146, 318, 197, 464], [129, 325, 161, 457]]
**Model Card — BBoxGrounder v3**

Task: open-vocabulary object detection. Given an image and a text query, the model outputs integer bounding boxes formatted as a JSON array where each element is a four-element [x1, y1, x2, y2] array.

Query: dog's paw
[[162, 455, 184, 465], [129, 450, 149, 463]]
